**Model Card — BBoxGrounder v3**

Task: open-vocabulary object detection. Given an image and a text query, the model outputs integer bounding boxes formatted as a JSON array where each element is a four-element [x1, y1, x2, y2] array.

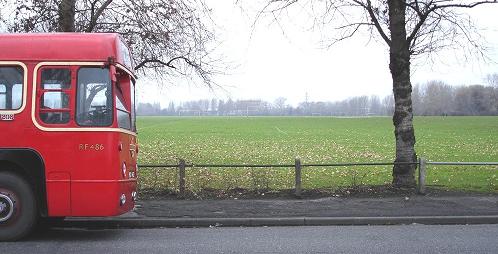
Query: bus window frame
[[0, 61, 28, 115], [75, 66, 114, 128], [30, 62, 137, 136], [114, 64, 137, 133], [130, 79, 136, 133], [37, 66, 74, 126]]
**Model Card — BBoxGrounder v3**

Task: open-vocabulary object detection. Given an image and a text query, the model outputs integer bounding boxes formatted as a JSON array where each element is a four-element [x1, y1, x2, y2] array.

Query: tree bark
[[58, 0, 76, 32], [388, 0, 417, 187]]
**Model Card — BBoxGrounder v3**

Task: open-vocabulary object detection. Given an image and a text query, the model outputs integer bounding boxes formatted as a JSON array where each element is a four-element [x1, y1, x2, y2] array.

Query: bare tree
[[422, 80, 454, 115], [411, 84, 422, 115], [258, 0, 497, 187], [487, 73, 498, 112], [0, 0, 220, 85], [273, 97, 288, 115], [486, 73, 498, 88], [369, 95, 382, 115]]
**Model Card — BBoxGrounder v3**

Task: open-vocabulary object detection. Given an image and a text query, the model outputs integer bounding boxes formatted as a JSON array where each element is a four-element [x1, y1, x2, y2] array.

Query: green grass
[[137, 116, 498, 192]]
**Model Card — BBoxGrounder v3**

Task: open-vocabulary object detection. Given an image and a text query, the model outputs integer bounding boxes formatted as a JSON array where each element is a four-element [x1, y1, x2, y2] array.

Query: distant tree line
[[412, 80, 498, 116], [137, 79, 498, 116]]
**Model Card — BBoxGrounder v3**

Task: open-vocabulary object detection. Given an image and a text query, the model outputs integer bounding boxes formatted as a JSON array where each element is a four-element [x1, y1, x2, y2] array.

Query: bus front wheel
[[0, 171, 38, 241]]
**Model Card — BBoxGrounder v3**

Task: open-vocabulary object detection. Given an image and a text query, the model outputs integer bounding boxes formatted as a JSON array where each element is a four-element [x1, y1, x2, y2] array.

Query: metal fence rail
[[138, 158, 498, 197], [426, 162, 498, 166]]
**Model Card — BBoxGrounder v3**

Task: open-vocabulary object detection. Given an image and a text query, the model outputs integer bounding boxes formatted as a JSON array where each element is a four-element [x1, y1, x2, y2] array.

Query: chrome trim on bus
[[0, 193, 15, 222]]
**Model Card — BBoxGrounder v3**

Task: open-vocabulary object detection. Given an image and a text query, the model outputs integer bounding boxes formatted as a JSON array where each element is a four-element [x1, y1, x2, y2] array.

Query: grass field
[[137, 116, 498, 193]]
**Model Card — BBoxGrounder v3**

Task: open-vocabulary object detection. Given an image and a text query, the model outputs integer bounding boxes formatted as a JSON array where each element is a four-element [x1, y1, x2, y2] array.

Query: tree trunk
[[58, 0, 76, 32], [388, 0, 417, 187]]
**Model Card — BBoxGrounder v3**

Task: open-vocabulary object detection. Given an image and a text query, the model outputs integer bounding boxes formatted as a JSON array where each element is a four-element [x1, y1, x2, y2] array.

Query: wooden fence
[[138, 158, 498, 197]]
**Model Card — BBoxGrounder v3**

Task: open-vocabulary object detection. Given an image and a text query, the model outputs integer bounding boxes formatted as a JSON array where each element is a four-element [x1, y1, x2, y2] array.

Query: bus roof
[[0, 33, 134, 72]]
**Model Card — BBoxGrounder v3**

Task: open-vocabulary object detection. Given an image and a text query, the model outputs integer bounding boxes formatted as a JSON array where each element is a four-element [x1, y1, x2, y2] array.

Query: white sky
[[136, 1, 498, 107]]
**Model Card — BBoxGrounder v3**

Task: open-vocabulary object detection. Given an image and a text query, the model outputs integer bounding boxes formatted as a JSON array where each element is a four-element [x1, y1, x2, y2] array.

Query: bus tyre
[[0, 172, 38, 241]]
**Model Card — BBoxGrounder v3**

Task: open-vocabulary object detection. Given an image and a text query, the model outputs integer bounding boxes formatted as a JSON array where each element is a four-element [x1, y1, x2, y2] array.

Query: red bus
[[0, 33, 138, 240]]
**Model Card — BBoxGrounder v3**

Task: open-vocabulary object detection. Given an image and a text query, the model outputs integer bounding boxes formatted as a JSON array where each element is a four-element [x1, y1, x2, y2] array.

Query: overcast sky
[[136, 1, 498, 107]]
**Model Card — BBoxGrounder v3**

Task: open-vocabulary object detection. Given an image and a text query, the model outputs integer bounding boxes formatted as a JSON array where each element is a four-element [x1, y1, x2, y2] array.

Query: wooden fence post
[[295, 158, 302, 197], [418, 157, 426, 195], [179, 159, 186, 197]]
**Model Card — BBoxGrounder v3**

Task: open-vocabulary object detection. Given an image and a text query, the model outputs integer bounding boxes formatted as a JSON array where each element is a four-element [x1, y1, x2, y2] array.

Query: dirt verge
[[138, 185, 496, 200]]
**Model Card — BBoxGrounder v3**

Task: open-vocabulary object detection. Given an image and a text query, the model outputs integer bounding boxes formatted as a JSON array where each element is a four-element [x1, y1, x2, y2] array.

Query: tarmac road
[[1, 224, 498, 254]]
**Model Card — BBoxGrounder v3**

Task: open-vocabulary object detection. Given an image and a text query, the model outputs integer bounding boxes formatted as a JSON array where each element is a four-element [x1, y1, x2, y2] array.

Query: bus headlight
[[120, 194, 126, 206]]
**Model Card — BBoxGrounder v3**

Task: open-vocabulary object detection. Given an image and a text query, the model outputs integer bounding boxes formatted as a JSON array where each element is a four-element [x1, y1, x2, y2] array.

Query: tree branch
[[85, 0, 113, 32], [406, 8, 430, 45], [352, 0, 392, 46], [432, 0, 497, 10], [134, 56, 196, 71], [406, 0, 497, 50]]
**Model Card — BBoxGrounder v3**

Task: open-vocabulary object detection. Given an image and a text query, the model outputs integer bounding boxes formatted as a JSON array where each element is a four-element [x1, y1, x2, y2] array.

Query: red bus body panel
[[0, 33, 130, 65], [0, 33, 137, 217]]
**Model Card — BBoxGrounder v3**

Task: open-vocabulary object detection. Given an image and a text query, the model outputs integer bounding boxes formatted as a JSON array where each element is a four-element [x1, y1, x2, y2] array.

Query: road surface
[[1, 224, 497, 253]]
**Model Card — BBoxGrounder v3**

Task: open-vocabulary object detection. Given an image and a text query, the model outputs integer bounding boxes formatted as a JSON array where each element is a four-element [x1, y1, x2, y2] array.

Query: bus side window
[[0, 66, 23, 110], [39, 68, 71, 124], [11, 84, 22, 109], [0, 84, 5, 108], [116, 94, 131, 130], [115, 72, 132, 130]]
